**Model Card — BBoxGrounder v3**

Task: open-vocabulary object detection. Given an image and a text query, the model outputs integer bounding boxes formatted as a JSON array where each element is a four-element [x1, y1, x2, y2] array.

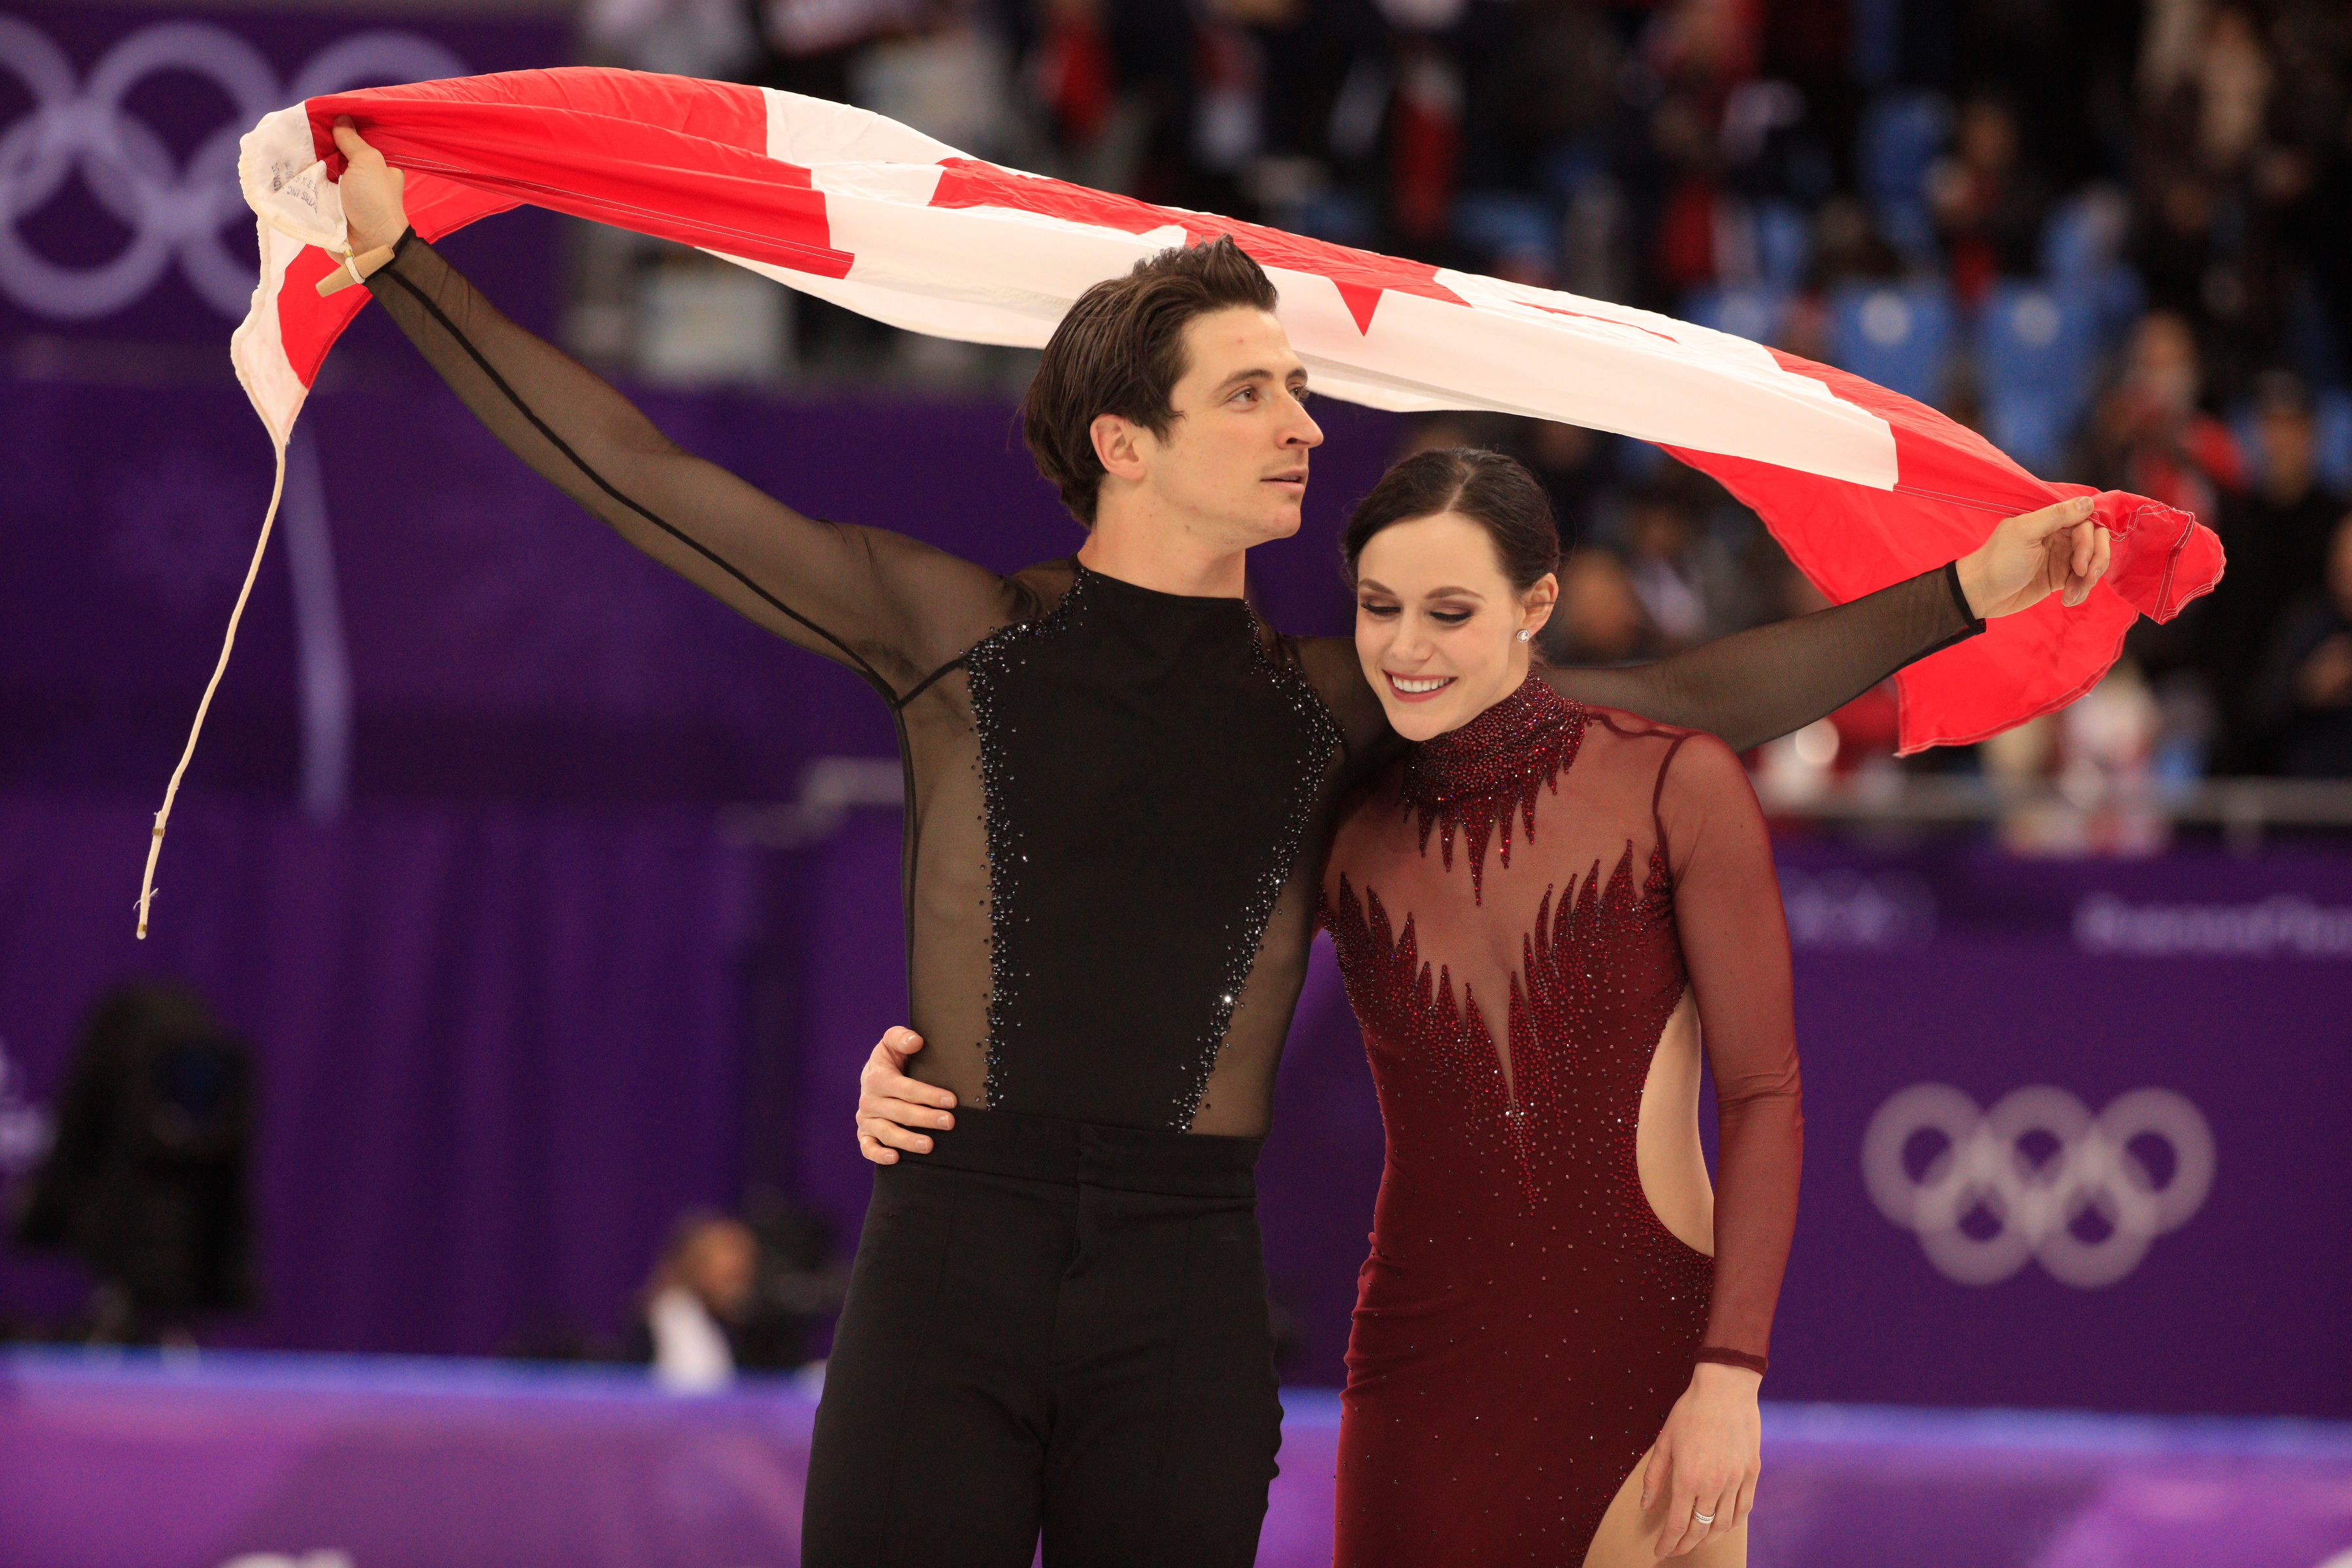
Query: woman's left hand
[[1641, 1361, 1763, 1558], [1955, 495, 2111, 617]]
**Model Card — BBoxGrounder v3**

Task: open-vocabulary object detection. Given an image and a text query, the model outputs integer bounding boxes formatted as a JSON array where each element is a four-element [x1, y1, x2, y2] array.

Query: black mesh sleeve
[[363, 231, 1013, 697], [1540, 563, 1983, 753]]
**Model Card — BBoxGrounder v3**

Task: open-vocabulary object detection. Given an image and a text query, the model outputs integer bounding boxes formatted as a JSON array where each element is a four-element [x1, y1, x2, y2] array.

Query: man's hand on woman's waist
[[857, 1026, 956, 1165]]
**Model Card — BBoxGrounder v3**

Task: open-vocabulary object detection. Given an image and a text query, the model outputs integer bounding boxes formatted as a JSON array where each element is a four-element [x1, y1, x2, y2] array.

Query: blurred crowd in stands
[[578, 0, 2352, 781]]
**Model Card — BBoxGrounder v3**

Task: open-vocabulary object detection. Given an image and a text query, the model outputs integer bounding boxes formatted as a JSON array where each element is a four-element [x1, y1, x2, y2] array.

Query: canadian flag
[[231, 67, 2220, 756]]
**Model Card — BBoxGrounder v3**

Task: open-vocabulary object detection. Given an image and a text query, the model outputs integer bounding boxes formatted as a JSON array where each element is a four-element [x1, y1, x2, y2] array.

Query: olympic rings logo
[[0, 16, 466, 320], [1862, 1084, 2215, 1289]]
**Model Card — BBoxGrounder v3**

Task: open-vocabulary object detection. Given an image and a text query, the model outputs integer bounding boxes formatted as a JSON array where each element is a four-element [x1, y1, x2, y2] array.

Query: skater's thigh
[[803, 1163, 1064, 1567], [1039, 1197, 1280, 1568], [1580, 1446, 1748, 1568]]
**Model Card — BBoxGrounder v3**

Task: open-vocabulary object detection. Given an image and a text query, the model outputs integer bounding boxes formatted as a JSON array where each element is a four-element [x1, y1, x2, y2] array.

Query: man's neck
[[1077, 502, 1250, 598]]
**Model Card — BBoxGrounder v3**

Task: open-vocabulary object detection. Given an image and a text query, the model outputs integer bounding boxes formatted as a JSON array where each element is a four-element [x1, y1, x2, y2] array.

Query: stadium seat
[[1858, 91, 1950, 265], [1454, 191, 1560, 274], [2040, 188, 2146, 347], [1680, 284, 1791, 347], [1827, 278, 1957, 407], [2317, 387, 2352, 496], [1974, 280, 2099, 474], [1754, 199, 1814, 292]]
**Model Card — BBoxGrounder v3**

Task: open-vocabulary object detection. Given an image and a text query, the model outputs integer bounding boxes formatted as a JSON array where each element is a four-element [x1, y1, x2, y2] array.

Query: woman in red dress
[[1323, 449, 1799, 1566]]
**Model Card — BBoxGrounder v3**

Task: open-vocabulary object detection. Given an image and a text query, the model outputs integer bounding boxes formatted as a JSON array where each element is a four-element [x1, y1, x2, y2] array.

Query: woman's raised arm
[[1543, 495, 2109, 752]]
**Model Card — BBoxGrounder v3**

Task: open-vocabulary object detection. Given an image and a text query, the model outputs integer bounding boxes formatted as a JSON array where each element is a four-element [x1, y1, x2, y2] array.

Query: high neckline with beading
[[1399, 674, 1587, 904]]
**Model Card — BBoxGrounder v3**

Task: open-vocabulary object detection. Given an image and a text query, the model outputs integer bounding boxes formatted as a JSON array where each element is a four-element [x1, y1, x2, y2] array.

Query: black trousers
[[800, 1107, 1282, 1567]]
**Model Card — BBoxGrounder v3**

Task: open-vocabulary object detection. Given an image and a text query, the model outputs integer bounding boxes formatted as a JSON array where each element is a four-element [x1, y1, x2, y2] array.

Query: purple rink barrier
[[0, 1350, 816, 1568], [5, 1350, 2351, 1568]]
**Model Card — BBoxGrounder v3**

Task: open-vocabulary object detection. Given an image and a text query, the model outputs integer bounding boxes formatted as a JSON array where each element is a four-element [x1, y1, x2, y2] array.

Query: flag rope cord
[[138, 440, 287, 939]]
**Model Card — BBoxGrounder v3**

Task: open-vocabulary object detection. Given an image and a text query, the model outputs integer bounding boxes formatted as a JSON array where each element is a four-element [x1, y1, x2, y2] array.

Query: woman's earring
[[1516, 629, 1533, 642]]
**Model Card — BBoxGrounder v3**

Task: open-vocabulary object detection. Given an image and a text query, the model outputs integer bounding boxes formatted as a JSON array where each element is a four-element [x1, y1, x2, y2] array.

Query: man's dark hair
[[1022, 236, 1279, 525]]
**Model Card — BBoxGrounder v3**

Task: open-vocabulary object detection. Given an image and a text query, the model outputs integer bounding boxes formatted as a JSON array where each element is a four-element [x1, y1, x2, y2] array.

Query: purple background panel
[[0, 793, 756, 1355], [1, 229, 2344, 1416], [773, 836, 2352, 1414], [1764, 844, 2352, 1418], [0, 3, 570, 348], [0, 377, 1396, 804]]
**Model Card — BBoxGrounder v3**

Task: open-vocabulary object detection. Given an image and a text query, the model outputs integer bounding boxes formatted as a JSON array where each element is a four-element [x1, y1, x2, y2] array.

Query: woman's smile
[[1384, 671, 1457, 702]]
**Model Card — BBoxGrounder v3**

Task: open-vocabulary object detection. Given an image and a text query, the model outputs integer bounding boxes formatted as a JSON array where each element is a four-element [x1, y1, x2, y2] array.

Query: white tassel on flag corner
[[140, 176, 338, 938]]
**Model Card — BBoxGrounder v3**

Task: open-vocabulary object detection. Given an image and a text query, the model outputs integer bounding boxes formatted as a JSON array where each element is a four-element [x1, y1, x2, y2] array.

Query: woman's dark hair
[[1342, 448, 1562, 591], [1023, 235, 1280, 525]]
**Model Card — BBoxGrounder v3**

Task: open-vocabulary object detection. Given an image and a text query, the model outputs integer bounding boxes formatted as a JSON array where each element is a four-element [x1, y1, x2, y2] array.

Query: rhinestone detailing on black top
[[966, 566, 1339, 1130]]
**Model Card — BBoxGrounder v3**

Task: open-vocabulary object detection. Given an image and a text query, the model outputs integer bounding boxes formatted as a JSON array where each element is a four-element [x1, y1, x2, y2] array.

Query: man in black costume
[[331, 121, 2104, 1567]]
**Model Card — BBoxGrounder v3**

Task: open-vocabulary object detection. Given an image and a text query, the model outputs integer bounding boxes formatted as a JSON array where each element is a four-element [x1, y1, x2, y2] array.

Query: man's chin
[[1250, 508, 1305, 544]]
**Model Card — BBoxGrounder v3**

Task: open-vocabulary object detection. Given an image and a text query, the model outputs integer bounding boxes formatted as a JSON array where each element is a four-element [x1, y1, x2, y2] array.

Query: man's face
[[1124, 306, 1322, 549]]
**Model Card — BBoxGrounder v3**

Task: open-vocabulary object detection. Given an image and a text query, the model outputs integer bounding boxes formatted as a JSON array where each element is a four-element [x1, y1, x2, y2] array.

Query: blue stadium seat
[[1827, 279, 1956, 406], [1274, 191, 1376, 249], [1859, 91, 1950, 206], [2041, 191, 2121, 284], [1858, 91, 1950, 265], [1974, 281, 2099, 474], [2040, 189, 2146, 348], [1454, 191, 1559, 273], [2317, 387, 2352, 496], [1754, 199, 1814, 292], [1680, 284, 1791, 347]]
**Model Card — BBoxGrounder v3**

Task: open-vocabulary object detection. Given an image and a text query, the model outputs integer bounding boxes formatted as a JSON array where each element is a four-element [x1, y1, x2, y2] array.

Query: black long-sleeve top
[[364, 232, 1981, 1135]]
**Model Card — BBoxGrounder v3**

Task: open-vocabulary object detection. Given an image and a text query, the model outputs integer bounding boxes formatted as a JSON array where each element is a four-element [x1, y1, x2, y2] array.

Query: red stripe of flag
[[307, 73, 851, 279]]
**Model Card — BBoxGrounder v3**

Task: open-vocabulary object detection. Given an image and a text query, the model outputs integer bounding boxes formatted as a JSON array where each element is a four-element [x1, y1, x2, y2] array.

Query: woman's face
[[1354, 510, 1556, 742]]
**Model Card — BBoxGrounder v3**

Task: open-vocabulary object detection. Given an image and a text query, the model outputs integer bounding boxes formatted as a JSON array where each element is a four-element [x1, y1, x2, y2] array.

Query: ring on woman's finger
[[1692, 1509, 1716, 1526]]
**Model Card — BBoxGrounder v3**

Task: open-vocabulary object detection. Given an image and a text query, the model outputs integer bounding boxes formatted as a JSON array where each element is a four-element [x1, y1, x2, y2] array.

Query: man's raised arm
[[1542, 497, 2108, 753], [334, 120, 1005, 697]]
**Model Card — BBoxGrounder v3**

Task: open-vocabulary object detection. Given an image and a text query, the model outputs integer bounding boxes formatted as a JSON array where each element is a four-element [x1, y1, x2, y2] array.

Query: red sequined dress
[[1322, 675, 1801, 1566]]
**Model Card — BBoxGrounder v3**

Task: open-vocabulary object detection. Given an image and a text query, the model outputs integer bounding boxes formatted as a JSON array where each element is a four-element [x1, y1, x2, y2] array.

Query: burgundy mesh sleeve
[[363, 231, 1012, 696], [1655, 731, 1801, 1369]]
